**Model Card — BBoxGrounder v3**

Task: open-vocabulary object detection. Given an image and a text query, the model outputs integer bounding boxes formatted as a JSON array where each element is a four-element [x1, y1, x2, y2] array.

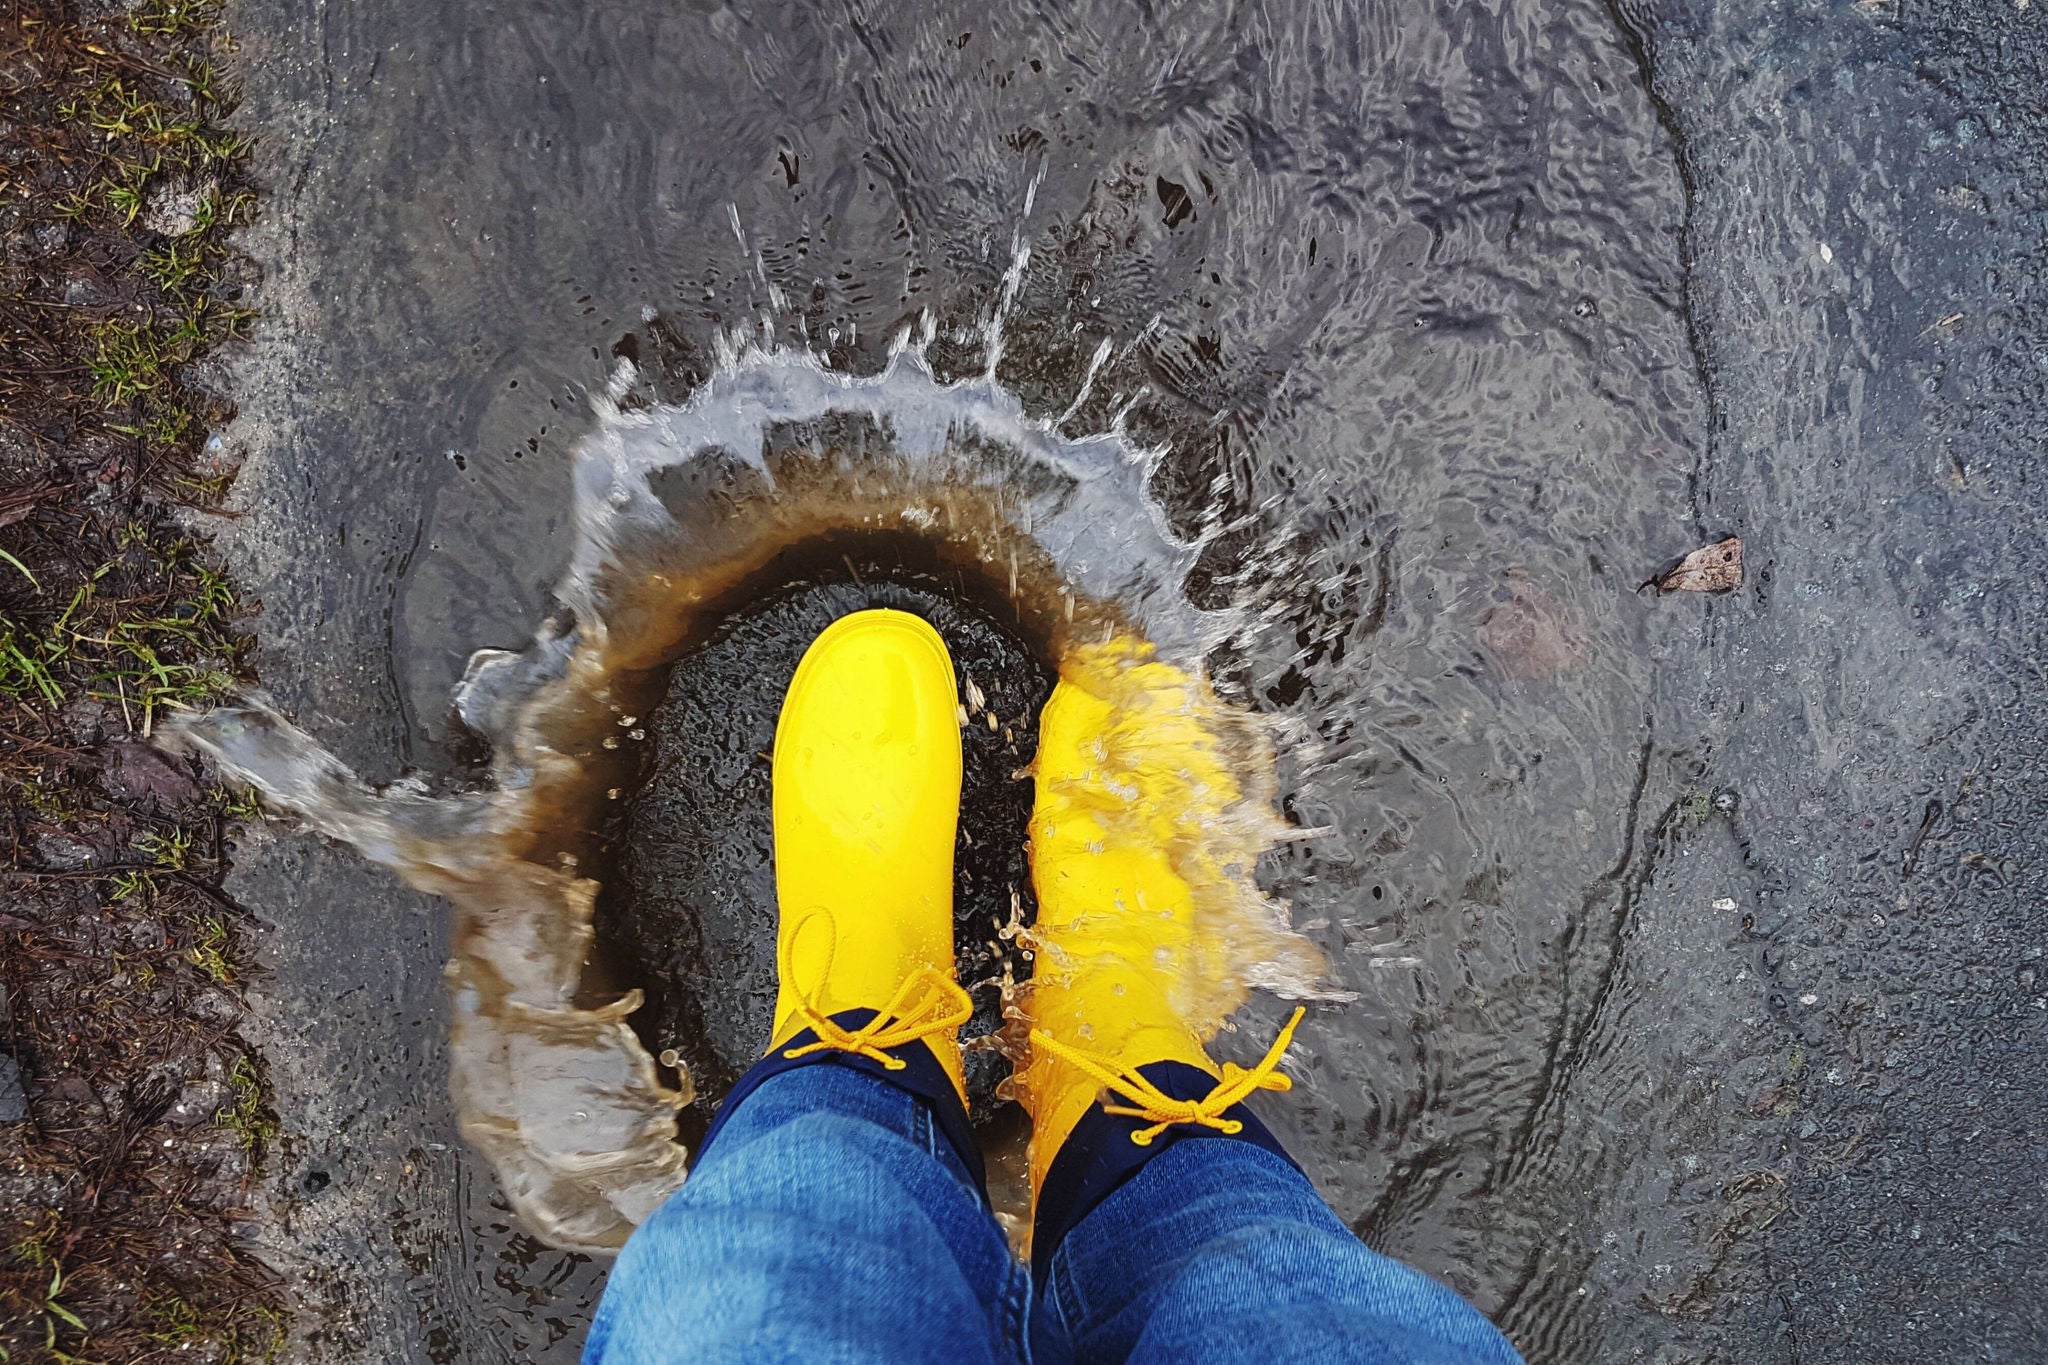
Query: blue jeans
[[586, 1042, 1522, 1365]]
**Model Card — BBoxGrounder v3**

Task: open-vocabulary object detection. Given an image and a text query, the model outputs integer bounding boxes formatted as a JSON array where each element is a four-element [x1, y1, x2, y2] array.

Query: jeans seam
[[1004, 1259, 1030, 1363], [1050, 1241, 1085, 1339]]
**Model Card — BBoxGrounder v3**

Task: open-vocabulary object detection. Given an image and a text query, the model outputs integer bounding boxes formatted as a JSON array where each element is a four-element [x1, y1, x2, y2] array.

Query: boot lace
[[1028, 1006, 1306, 1145], [781, 962, 974, 1070]]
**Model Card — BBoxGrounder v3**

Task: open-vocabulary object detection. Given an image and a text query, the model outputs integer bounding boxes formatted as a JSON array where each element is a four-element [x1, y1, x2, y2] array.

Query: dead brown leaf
[[1655, 537, 1743, 594]]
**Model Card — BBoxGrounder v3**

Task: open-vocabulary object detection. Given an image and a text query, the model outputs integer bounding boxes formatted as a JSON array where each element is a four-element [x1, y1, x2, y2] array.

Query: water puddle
[[166, 323, 1328, 1252], [209, 0, 1771, 1348]]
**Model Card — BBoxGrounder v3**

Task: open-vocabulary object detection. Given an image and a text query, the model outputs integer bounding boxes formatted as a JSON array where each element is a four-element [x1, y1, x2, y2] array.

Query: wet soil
[[0, 1, 283, 1359]]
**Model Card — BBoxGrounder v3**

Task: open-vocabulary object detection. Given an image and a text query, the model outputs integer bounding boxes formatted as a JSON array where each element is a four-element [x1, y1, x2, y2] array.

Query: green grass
[[107, 869, 158, 902], [42, 38, 257, 498], [213, 785, 264, 821], [15, 777, 71, 823], [137, 827, 192, 870], [0, 548, 41, 592], [129, 0, 226, 38], [1671, 787, 1715, 826], [107, 173, 149, 226], [140, 237, 206, 296], [12, 1217, 56, 1271], [0, 630, 65, 708], [194, 186, 258, 233], [143, 1292, 207, 1346], [216, 1056, 277, 1150], [143, 1294, 287, 1363], [2, 542, 243, 727], [7, 1226, 91, 1363], [185, 911, 235, 984], [88, 619, 239, 721], [90, 312, 249, 414], [60, 74, 209, 146], [87, 320, 177, 405]]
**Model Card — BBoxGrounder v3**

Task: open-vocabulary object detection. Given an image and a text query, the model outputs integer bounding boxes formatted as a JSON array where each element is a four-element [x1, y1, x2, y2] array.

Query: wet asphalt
[[211, 0, 2044, 1358]]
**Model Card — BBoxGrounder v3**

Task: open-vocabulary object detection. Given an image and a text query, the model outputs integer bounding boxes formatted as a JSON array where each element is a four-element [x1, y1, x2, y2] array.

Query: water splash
[[163, 332, 1330, 1253], [1018, 637, 1329, 1034]]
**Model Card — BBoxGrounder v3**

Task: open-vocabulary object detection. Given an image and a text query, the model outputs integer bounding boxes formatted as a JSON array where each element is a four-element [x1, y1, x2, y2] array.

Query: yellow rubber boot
[[768, 609, 972, 1103], [1013, 640, 1304, 1202]]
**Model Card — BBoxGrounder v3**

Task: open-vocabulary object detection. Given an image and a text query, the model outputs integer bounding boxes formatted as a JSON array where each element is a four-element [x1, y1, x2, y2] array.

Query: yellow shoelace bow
[[781, 964, 974, 1071], [1029, 1005, 1307, 1146]]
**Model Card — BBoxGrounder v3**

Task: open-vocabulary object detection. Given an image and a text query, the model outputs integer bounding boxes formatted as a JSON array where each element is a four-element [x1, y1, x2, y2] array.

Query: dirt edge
[[1, 1, 286, 1360]]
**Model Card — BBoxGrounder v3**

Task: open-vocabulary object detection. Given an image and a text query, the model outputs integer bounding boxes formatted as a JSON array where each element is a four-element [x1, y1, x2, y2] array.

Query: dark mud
[[204, 0, 2045, 1359], [608, 542, 1049, 1125]]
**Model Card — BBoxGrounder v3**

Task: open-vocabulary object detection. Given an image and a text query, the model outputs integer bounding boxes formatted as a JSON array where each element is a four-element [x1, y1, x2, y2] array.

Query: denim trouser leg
[[586, 1047, 1521, 1365], [583, 1061, 1029, 1365], [1029, 1136, 1525, 1365]]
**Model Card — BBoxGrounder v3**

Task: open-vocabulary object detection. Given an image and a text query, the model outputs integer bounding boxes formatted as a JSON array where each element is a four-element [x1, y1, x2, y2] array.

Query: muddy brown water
[[210, 0, 2045, 1358]]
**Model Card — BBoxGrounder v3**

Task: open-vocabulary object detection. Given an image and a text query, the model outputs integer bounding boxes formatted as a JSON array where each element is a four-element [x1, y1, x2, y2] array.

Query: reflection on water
[[168, 331, 1329, 1252]]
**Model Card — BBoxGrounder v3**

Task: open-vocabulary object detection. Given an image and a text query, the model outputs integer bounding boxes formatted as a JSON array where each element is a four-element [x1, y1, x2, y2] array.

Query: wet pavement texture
[[215, 0, 2044, 1359]]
